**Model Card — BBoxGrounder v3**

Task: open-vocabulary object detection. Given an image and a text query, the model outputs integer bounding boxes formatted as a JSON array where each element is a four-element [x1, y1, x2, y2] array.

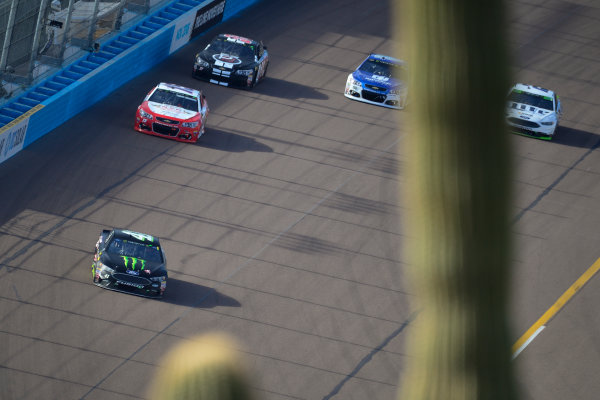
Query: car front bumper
[[93, 273, 165, 298], [193, 63, 253, 88], [506, 117, 557, 140], [344, 75, 406, 109], [93, 262, 166, 298], [134, 116, 203, 143]]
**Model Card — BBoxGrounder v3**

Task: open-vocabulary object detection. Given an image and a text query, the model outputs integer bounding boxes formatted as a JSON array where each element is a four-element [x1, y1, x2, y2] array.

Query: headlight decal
[[196, 56, 210, 67], [347, 74, 361, 89], [139, 108, 153, 119], [235, 69, 254, 76], [98, 263, 114, 279], [540, 114, 556, 126]]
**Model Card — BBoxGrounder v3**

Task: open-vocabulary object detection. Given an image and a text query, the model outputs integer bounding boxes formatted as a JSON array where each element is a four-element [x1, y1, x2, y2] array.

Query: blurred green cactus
[[396, 0, 518, 399], [149, 333, 255, 400]]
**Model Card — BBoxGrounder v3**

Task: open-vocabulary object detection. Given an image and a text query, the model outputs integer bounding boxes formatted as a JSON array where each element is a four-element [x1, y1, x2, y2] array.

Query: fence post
[[0, 0, 18, 73], [85, 0, 101, 50], [27, 0, 50, 82], [57, 0, 75, 63], [112, 0, 128, 31]]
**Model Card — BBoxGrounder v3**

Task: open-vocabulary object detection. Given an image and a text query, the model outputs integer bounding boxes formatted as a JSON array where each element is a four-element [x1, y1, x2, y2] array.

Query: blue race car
[[344, 54, 407, 109]]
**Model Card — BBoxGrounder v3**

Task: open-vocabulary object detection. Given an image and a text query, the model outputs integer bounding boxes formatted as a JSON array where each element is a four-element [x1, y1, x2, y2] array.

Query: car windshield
[[358, 59, 404, 80], [148, 89, 198, 112], [507, 90, 554, 111], [208, 37, 256, 60], [107, 238, 163, 263]]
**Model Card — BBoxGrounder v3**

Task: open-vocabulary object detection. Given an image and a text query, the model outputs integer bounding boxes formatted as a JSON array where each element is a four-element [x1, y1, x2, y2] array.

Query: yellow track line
[[512, 257, 600, 358]]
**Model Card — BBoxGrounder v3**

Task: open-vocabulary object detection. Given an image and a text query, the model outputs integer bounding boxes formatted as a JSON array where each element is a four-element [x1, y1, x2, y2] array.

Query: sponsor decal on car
[[117, 280, 144, 289], [122, 230, 155, 242], [121, 256, 146, 271], [213, 54, 242, 65]]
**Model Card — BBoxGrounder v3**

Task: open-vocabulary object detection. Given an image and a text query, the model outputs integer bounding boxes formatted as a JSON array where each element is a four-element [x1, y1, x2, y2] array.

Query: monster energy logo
[[121, 256, 146, 270]]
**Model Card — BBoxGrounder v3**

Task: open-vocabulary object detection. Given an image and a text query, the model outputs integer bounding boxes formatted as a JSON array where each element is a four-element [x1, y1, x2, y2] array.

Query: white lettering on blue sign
[[194, 1, 225, 30], [0, 115, 30, 165], [176, 23, 190, 40]]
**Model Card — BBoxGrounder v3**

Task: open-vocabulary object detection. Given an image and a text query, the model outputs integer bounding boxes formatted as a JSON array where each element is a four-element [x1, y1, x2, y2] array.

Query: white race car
[[506, 83, 562, 140]]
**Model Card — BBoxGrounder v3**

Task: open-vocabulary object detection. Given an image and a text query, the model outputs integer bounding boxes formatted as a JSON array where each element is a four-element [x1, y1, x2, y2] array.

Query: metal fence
[[0, 0, 167, 103]]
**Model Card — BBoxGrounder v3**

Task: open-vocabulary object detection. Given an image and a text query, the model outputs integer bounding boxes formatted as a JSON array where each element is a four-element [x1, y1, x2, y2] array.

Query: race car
[[134, 82, 208, 143], [344, 54, 408, 109], [193, 33, 269, 88], [92, 229, 168, 298], [506, 83, 562, 140]]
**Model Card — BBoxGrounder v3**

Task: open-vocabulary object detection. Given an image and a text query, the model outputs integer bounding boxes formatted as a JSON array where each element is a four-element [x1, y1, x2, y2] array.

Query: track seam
[[80, 132, 404, 398]]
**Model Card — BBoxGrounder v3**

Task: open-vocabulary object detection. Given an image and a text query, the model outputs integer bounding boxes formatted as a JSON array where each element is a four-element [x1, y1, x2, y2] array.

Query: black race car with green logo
[[92, 229, 167, 298]]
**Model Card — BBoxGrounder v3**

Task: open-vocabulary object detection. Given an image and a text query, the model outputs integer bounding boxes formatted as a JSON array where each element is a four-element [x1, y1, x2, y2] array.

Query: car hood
[[100, 252, 165, 276], [200, 51, 255, 70], [506, 102, 555, 122], [146, 101, 197, 120], [353, 69, 402, 89]]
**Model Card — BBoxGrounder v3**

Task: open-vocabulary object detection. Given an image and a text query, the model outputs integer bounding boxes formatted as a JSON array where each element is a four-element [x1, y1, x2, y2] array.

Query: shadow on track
[[162, 277, 241, 308], [200, 128, 273, 152], [252, 76, 329, 100], [553, 126, 600, 149]]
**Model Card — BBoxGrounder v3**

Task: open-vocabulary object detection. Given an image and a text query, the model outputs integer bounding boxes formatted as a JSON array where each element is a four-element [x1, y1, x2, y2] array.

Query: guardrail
[[0, 0, 168, 101], [0, 0, 260, 165]]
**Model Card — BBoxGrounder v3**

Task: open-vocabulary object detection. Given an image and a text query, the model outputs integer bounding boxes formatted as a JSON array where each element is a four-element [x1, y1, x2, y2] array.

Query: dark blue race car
[[344, 54, 407, 109]]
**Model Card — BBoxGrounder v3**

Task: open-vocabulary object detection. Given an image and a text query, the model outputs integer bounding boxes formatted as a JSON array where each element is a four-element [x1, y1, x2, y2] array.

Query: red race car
[[134, 82, 208, 143]]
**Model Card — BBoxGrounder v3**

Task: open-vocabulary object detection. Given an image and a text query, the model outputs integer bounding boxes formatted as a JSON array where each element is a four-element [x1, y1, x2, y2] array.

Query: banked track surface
[[1, 0, 600, 399]]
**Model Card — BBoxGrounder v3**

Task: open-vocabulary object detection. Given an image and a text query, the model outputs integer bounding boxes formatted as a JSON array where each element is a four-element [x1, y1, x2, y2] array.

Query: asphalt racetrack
[[1, 0, 599, 399]]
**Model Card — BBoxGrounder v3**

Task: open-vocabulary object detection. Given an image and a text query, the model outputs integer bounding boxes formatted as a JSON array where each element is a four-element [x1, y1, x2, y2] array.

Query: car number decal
[[224, 34, 252, 44], [122, 230, 154, 242], [371, 75, 390, 82], [213, 53, 241, 66]]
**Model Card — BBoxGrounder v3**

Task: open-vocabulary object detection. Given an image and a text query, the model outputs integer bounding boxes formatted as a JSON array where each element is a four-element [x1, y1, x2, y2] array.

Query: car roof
[[112, 229, 161, 245], [156, 82, 200, 98], [216, 33, 259, 46], [511, 83, 555, 98], [367, 53, 406, 66]]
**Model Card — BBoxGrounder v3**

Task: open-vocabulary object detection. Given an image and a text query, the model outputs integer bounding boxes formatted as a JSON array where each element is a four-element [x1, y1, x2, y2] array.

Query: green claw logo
[[121, 256, 146, 270]]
